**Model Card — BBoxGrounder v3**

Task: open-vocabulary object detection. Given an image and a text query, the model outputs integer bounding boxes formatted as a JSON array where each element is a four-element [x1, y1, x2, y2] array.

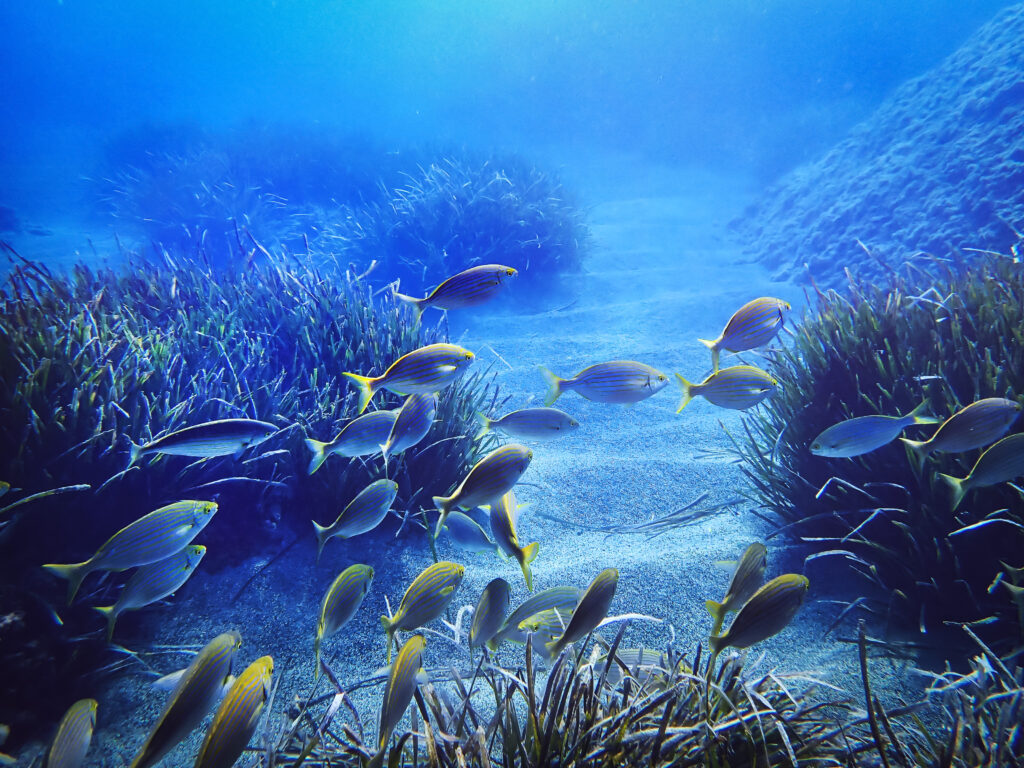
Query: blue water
[[1, 1, 1020, 764]]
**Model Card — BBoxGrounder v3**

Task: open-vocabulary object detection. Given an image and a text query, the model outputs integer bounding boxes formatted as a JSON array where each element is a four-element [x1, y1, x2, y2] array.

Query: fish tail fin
[[42, 561, 90, 604], [486, 637, 500, 652], [697, 339, 720, 373], [305, 438, 330, 475], [474, 412, 492, 441], [342, 372, 378, 414], [432, 495, 453, 540], [94, 605, 117, 641], [709, 633, 726, 654], [899, 437, 930, 471], [907, 399, 940, 425], [938, 473, 968, 512], [128, 441, 144, 469], [538, 366, 564, 406], [674, 373, 694, 413], [312, 521, 331, 563], [519, 542, 539, 592], [705, 599, 723, 622], [393, 290, 425, 323]]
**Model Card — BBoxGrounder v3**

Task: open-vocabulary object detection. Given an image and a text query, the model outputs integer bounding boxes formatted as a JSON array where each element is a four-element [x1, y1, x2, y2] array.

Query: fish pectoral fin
[[414, 668, 429, 685], [174, 523, 193, 537], [220, 674, 236, 700], [440, 586, 455, 596], [438, 365, 458, 374]]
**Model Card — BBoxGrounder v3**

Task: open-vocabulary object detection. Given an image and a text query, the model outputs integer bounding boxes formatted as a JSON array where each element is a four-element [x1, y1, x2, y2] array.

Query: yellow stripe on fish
[[194, 656, 273, 768], [393, 264, 517, 322], [129, 418, 277, 467], [710, 574, 809, 655], [698, 297, 790, 373], [315, 564, 374, 680], [433, 444, 532, 539], [539, 361, 669, 406], [343, 343, 475, 414], [545, 568, 618, 660], [44, 500, 218, 603], [675, 366, 777, 413], [382, 393, 437, 457], [304, 410, 398, 474], [488, 586, 582, 650], [378, 635, 427, 750], [938, 432, 1024, 511], [901, 397, 1021, 467], [381, 561, 464, 663], [312, 479, 399, 561], [45, 698, 97, 768], [705, 542, 767, 637], [810, 401, 938, 458], [489, 490, 539, 591], [129, 631, 242, 768]]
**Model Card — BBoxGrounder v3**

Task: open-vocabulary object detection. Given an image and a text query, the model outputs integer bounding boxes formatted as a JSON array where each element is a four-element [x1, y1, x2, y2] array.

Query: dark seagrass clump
[[326, 155, 588, 297], [731, 252, 1024, 652]]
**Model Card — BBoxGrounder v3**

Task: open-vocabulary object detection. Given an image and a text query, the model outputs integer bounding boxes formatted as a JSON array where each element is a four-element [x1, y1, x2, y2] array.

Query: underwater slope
[[733, 2, 1024, 285]]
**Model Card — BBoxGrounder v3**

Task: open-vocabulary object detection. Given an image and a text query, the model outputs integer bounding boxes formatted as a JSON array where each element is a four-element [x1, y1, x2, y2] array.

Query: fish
[[476, 407, 580, 441], [545, 568, 619, 660], [315, 564, 374, 679], [129, 418, 277, 467], [489, 490, 539, 591], [378, 635, 427, 749], [304, 410, 398, 475], [901, 398, 1022, 465], [382, 393, 436, 457], [393, 264, 518, 321], [432, 443, 532, 539], [698, 297, 791, 372], [312, 479, 399, 561], [0, 481, 8, 498], [381, 561, 464, 662], [710, 574, 809, 654], [539, 361, 669, 406], [45, 698, 97, 768], [194, 656, 273, 768], [705, 542, 767, 636], [129, 630, 242, 768], [810, 401, 939, 458], [95, 544, 207, 641], [938, 432, 1024, 511], [518, 607, 574, 652], [343, 343, 475, 414], [488, 586, 582, 650], [588, 648, 686, 691], [443, 511, 498, 555], [469, 577, 512, 650], [44, 500, 218, 603], [674, 365, 777, 413]]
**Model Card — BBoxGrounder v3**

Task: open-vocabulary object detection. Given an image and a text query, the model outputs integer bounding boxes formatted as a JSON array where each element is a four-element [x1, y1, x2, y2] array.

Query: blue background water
[[0, 0, 1012, 219]]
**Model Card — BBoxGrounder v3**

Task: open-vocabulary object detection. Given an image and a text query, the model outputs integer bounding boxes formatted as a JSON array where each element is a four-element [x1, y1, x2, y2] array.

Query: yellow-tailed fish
[[469, 577, 511, 650], [675, 365, 777, 413], [710, 574, 809, 654], [194, 656, 273, 768], [545, 568, 618, 660], [315, 564, 374, 679], [539, 361, 669, 406], [432, 444, 532, 539], [45, 698, 97, 768], [129, 630, 242, 768], [304, 410, 397, 475], [698, 297, 790, 372], [129, 418, 276, 467], [939, 432, 1024, 511], [519, 607, 573, 653], [378, 635, 427, 750], [810, 401, 939, 458], [488, 586, 582, 650], [381, 561, 464, 662], [44, 500, 218, 604], [312, 479, 399, 561], [489, 489, 539, 591], [95, 544, 206, 641], [901, 397, 1021, 465], [476, 407, 579, 441], [443, 511, 497, 555], [343, 343, 475, 414], [705, 542, 767, 636], [382, 393, 436, 457], [394, 264, 517, 322]]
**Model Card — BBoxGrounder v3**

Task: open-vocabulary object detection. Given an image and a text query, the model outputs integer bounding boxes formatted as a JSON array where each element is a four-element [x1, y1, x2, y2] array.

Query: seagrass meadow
[[0, 243, 500, 732], [732, 252, 1024, 654]]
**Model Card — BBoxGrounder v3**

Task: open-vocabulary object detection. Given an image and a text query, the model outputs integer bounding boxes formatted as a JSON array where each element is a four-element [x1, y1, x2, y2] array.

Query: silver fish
[[705, 542, 767, 636], [343, 343, 475, 414], [44, 500, 218, 603], [476, 407, 579, 441], [305, 410, 398, 475], [469, 577, 511, 650], [432, 444, 532, 539], [489, 490, 539, 591], [545, 568, 619, 660], [95, 544, 206, 640], [378, 635, 427, 749], [675, 365, 777, 413], [443, 511, 497, 555], [315, 564, 374, 679], [488, 585, 582, 650], [710, 574, 809, 654], [45, 699, 97, 768], [699, 297, 790, 372], [381, 561, 464, 662], [901, 397, 1021, 464], [313, 479, 399, 560], [811, 401, 938, 458], [540, 361, 669, 406], [129, 418, 276, 467], [382, 393, 436, 457], [194, 656, 273, 768], [939, 432, 1024, 511], [394, 264, 517, 321]]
